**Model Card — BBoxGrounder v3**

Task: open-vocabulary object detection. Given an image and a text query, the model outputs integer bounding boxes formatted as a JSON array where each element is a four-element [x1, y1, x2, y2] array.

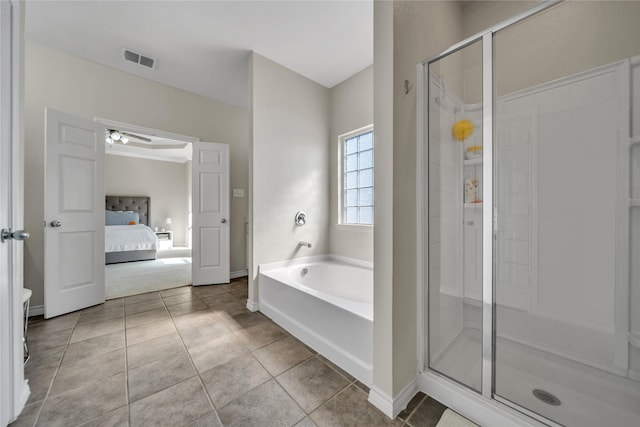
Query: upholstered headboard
[[105, 196, 150, 226]]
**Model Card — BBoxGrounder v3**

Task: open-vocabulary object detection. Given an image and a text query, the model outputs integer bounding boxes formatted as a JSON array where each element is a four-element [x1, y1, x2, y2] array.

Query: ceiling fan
[[105, 129, 151, 145], [105, 129, 188, 150]]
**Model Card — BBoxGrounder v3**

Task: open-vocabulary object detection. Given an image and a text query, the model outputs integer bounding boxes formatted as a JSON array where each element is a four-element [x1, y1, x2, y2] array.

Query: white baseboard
[[231, 269, 248, 279], [246, 299, 259, 312], [28, 305, 43, 317], [368, 385, 393, 418], [393, 378, 419, 417], [14, 380, 30, 421], [368, 377, 418, 419]]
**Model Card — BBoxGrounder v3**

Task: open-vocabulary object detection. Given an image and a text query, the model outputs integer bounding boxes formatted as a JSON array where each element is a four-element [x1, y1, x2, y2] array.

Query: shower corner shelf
[[463, 158, 483, 166], [630, 199, 640, 207], [464, 202, 483, 208]]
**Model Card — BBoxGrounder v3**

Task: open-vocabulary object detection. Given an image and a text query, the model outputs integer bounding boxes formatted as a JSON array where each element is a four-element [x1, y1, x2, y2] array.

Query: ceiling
[[25, 0, 374, 109]]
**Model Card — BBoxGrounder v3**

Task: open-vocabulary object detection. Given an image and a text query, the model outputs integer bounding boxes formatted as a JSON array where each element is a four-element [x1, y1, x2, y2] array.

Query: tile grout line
[[124, 298, 133, 427], [24, 281, 247, 427], [28, 314, 80, 427], [179, 281, 301, 424], [305, 381, 354, 422], [60, 307, 129, 427], [402, 394, 427, 427], [270, 354, 353, 422], [165, 287, 225, 426]]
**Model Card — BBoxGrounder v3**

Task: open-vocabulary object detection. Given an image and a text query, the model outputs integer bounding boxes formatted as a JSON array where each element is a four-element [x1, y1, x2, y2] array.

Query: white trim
[[0, 1, 29, 424], [334, 224, 373, 233], [392, 378, 419, 418], [17, 381, 29, 414], [28, 305, 44, 317], [415, 62, 426, 374], [367, 378, 418, 419], [230, 269, 248, 279], [480, 32, 493, 400], [245, 299, 259, 312], [615, 58, 631, 369], [367, 385, 393, 418]]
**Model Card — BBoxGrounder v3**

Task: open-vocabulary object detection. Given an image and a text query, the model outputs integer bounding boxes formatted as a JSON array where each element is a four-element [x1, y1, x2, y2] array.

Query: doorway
[[44, 110, 230, 318], [99, 120, 196, 299]]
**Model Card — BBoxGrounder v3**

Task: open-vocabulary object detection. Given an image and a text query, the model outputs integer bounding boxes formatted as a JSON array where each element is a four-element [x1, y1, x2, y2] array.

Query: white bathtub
[[258, 255, 373, 385]]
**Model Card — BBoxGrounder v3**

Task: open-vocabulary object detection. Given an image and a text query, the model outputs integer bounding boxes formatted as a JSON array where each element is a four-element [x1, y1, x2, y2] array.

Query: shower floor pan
[[431, 329, 640, 426]]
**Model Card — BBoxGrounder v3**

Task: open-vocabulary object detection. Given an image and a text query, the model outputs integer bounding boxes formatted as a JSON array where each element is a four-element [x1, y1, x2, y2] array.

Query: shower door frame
[[416, 1, 564, 426]]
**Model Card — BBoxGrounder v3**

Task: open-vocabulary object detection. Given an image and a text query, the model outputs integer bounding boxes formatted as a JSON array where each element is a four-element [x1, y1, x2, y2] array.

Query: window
[[340, 127, 373, 225]]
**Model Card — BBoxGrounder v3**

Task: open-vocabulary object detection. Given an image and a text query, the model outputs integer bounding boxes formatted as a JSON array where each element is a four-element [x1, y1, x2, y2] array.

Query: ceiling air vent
[[122, 49, 156, 70]]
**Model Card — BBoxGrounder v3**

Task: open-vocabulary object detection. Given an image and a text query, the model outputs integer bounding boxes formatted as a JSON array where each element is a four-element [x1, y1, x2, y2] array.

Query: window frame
[[338, 125, 374, 228]]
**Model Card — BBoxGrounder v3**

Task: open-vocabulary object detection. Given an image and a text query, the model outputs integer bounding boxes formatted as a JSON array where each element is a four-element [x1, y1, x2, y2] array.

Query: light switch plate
[[233, 188, 244, 198]]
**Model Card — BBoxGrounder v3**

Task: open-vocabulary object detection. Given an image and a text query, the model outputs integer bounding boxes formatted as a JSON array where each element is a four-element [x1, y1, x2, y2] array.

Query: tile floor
[[11, 278, 447, 427]]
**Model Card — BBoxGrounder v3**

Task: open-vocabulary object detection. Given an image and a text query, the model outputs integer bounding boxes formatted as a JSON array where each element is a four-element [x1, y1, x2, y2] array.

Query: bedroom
[[104, 131, 194, 299]]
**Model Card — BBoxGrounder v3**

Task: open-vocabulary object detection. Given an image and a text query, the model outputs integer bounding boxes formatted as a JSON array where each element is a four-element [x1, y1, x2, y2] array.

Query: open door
[[1, 1, 29, 423], [44, 108, 105, 318], [192, 141, 230, 285]]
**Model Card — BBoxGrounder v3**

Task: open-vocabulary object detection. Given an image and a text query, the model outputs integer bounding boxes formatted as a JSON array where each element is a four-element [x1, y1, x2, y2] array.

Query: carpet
[[106, 256, 192, 299], [436, 409, 480, 427]]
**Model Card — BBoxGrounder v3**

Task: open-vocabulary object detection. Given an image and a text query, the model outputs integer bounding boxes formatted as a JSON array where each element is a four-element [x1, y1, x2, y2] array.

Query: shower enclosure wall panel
[[629, 56, 640, 380], [493, 60, 631, 426], [495, 62, 623, 338]]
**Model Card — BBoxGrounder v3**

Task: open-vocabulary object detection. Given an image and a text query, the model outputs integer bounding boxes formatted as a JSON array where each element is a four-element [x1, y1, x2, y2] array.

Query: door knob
[[1, 229, 30, 243], [50, 220, 62, 228], [221, 218, 227, 223]]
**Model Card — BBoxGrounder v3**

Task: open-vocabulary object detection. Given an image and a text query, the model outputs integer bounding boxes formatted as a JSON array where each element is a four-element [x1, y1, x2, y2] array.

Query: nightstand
[[155, 231, 173, 250]]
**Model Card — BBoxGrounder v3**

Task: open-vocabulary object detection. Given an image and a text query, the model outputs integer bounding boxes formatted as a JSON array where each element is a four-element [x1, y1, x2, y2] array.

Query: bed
[[105, 196, 158, 264]]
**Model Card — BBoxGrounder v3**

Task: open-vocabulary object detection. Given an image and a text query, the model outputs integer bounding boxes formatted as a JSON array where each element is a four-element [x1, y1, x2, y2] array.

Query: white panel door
[[0, 1, 26, 423], [192, 142, 230, 285], [44, 109, 105, 318]]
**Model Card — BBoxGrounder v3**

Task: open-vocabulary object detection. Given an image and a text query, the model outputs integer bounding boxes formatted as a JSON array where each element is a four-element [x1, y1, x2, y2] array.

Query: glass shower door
[[493, 2, 640, 425], [427, 39, 483, 392]]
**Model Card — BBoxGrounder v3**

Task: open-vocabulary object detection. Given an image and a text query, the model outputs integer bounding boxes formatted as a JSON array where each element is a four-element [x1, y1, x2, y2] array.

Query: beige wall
[[460, 1, 640, 102], [25, 42, 249, 307], [105, 155, 189, 246], [372, 0, 465, 397], [249, 53, 330, 302], [329, 65, 374, 262], [461, 0, 537, 38], [493, 1, 640, 97], [373, 0, 394, 395]]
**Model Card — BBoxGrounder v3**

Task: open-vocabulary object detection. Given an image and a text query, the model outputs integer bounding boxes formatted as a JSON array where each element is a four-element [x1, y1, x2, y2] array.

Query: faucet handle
[[295, 211, 307, 226]]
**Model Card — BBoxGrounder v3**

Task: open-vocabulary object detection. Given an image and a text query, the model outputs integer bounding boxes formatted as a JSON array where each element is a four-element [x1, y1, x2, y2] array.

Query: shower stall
[[418, 1, 640, 426]]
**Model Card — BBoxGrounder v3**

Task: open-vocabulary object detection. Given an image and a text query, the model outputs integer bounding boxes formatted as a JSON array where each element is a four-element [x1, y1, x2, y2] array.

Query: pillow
[[106, 210, 140, 225]]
